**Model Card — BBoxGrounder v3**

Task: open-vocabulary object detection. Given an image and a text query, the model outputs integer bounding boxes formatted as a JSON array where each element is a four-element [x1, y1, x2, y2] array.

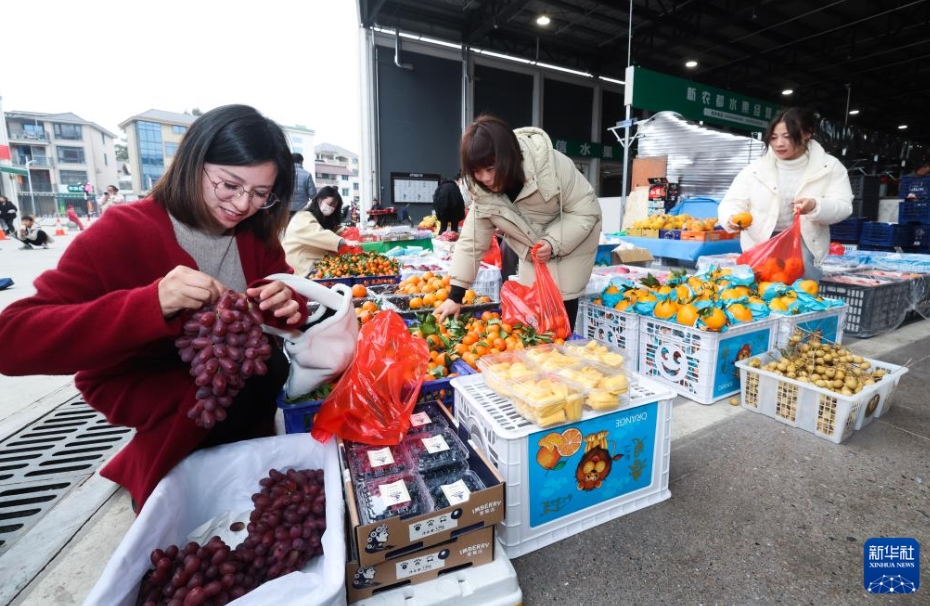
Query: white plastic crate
[[773, 305, 848, 349], [577, 298, 640, 368], [638, 316, 777, 404], [349, 540, 521, 606], [736, 352, 908, 443], [450, 373, 674, 559]]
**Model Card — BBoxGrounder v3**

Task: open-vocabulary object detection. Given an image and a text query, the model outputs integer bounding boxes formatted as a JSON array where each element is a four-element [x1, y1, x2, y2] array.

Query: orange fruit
[[732, 212, 753, 228], [675, 303, 699, 326], [727, 303, 753, 323], [768, 298, 788, 312], [422, 293, 436, 307], [654, 299, 680, 320], [701, 307, 728, 331], [351, 284, 368, 298], [557, 428, 583, 457], [798, 279, 818, 296], [614, 298, 632, 312], [409, 297, 423, 310], [362, 300, 378, 313]]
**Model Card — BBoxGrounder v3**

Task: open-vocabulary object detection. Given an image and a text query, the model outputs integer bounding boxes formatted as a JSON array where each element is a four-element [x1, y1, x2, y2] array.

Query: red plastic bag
[[500, 245, 571, 338], [481, 236, 503, 268], [337, 226, 363, 254], [737, 214, 805, 284], [311, 311, 430, 445]]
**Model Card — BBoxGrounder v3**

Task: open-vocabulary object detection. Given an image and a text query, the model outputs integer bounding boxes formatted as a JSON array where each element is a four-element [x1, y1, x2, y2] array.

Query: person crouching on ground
[[16, 215, 52, 249], [0, 104, 308, 512], [282, 185, 361, 277], [66, 204, 85, 231]]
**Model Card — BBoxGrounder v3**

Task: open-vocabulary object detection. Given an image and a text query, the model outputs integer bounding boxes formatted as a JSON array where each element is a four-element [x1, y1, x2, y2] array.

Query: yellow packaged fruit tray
[[518, 344, 578, 371], [508, 372, 587, 428], [476, 351, 538, 399], [553, 360, 630, 412], [557, 338, 627, 370]]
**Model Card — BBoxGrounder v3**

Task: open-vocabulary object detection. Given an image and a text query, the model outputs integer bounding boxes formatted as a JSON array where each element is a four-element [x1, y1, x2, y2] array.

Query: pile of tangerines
[[312, 251, 399, 279], [394, 271, 493, 310], [596, 268, 823, 332]]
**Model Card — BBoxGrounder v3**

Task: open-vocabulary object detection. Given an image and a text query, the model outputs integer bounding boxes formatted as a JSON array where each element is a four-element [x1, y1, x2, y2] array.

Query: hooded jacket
[[449, 127, 602, 299], [718, 139, 852, 265], [283, 209, 346, 277]]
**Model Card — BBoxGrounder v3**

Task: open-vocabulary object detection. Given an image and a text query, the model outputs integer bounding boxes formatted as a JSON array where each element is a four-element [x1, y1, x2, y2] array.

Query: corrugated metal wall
[[637, 111, 766, 201]]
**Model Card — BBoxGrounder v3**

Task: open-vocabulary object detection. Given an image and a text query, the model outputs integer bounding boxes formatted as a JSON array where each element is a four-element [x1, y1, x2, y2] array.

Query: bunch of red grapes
[[137, 467, 326, 606], [175, 290, 273, 429]]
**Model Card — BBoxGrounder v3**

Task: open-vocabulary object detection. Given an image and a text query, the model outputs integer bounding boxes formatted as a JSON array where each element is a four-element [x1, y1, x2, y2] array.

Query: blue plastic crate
[[898, 201, 930, 224], [859, 222, 908, 248], [277, 392, 325, 434], [830, 217, 862, 243], [311, 276, 354, 288], [418, 359, 475, 409], [353, 274, 401, 287], [906, 223, 930, 251], [899, 176, 930, 200]]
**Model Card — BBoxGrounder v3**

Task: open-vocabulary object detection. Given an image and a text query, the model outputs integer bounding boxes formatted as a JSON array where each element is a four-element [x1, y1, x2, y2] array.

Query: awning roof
[[0, 165, 28, 176]]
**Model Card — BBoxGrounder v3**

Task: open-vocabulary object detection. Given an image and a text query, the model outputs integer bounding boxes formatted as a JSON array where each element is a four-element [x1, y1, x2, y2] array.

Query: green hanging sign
[[550, 138, 622, 161], [625, 66, 781, 131]]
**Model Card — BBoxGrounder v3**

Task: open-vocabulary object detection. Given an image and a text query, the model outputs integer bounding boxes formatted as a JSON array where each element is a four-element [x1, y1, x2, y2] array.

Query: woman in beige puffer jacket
[[434, 115, 602, 331]]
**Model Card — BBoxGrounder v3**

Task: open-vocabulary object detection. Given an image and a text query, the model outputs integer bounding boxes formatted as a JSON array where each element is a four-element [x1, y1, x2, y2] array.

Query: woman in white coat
[[718, 107, 852, 279], [283, 186, 360, 277]]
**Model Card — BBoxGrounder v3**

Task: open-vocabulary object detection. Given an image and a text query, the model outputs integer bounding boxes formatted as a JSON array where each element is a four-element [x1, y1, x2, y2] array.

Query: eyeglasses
[[203, 169, 279, 210]]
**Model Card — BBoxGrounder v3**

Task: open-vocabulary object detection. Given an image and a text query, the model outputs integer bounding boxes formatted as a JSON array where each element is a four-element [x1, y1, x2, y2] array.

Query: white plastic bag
[[83, 434, 346, 606]]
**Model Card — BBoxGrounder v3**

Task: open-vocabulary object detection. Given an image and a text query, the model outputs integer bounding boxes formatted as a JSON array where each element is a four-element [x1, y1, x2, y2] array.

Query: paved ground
[[0, 229, 927, 605]]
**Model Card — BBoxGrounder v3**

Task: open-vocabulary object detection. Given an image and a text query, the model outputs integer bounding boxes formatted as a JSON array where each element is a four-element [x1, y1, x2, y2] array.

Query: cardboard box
[[346, 526, 495, 602], [611, 246, 654, 266], [680, 230, 723, 241], [341, 406, 505, 567]]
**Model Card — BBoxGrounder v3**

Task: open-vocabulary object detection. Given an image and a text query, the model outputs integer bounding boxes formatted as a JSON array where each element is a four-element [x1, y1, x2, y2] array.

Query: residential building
[[281, 125, 316, 177], [3, 110, 118, 215], [314, 142, 360, 204], [119, 109, 197, 194]]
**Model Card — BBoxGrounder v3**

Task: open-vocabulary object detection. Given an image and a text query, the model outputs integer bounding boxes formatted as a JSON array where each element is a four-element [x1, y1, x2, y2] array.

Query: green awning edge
[[0, 164, 28, 176]]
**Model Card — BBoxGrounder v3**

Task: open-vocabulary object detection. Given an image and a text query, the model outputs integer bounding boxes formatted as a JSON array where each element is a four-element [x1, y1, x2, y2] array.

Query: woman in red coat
[[0, 105, 308, 511]]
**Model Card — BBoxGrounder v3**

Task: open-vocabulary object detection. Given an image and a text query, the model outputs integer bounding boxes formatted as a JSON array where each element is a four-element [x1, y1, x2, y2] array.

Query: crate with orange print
[[637, 315, 778, 404], [451, 372, 674, 558]]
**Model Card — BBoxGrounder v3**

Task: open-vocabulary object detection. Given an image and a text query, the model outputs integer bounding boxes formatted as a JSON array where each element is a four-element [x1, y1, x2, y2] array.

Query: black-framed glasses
[[203, 169, 279, 210]]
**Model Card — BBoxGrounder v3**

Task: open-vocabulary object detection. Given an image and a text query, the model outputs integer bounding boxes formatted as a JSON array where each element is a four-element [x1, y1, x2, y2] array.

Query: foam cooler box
[[638, 316, 777, 404], [773, 305, 848, 349], [577, 298, 640, 367], [736, 352, 908, 444], [451, 373, 674, 559]]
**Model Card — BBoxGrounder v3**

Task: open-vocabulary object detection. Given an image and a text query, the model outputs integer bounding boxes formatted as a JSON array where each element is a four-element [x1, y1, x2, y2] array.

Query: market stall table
[[367, 208, 399, 226], [619, 236, 742, 264]]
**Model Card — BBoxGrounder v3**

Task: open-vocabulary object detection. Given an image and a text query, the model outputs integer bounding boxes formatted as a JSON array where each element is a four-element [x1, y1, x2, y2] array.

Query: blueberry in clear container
[[347, 441, 413, 482], [403, 427, 469, 480], [407, 401, 450, 435], [356, 472, 432, 524], [427, 469, 486, 509]]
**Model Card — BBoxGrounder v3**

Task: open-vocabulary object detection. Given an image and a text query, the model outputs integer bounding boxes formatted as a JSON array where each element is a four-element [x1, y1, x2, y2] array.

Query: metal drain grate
[[0, 397, 132, 556]]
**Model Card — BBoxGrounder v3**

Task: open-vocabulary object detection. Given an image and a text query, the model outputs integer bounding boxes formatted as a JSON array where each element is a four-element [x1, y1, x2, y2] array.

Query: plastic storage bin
[[452, 372, 673, 559], [773, 305, 848, 349], [818, 275, 912, 337], [899, 175, 930, 201], [276, 391, 325, 434], [859, 222, 909, 249], [638, 316, 777, 404], [418, 359, 475, 408], [829, 217, 863, 243], [898, 201, 930, 224], [577, 298, 641, 367], [736, 352, 908, 443]]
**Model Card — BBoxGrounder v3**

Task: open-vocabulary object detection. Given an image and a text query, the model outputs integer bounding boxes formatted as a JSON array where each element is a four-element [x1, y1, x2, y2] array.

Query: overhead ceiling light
[[781, 89, 794, 96], [536, 15, 551, 26], [898, 124, 908, 130], [685, 60, 698, 68], [848, 109, 860, 115]]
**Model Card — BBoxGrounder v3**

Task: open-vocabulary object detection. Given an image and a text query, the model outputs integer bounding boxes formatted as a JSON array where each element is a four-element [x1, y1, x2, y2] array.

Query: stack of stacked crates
[[858, 222, 909, 251], [897, 200, 930, 253], [849, 174, 881, 221]]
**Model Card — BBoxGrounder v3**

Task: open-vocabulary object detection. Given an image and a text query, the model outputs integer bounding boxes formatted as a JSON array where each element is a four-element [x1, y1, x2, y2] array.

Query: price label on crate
[[367, 447, 396, 468], [408, 511, 458, 540], [420, 434, 450, 454]]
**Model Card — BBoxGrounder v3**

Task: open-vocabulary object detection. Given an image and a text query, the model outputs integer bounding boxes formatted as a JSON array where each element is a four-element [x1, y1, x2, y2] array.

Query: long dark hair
[[306, 186, 344, 231], [150, 104, 294, 243], [764, 107, 817, 151], [460, 114, 525, 193]]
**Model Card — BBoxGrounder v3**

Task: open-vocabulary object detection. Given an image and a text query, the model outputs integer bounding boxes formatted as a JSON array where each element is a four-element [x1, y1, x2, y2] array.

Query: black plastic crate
[[859, 222, 909, 248], [850, 175, 880, 220], [899, 176, 930, 200], [898, 201, 930, 224], [818, 275, 912, 337], [829, 217, 863, 243]]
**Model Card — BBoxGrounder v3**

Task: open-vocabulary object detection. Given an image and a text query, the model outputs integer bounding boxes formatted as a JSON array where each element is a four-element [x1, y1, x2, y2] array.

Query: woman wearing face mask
[[718, 107, 852, 279], [283, 186, 360, 277]]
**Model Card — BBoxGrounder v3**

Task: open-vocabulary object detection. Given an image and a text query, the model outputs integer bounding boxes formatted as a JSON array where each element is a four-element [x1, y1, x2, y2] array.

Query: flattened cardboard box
[[611, 246, 654, 266], [345, 526, 495, 602], [340, 405, 505, 567]]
